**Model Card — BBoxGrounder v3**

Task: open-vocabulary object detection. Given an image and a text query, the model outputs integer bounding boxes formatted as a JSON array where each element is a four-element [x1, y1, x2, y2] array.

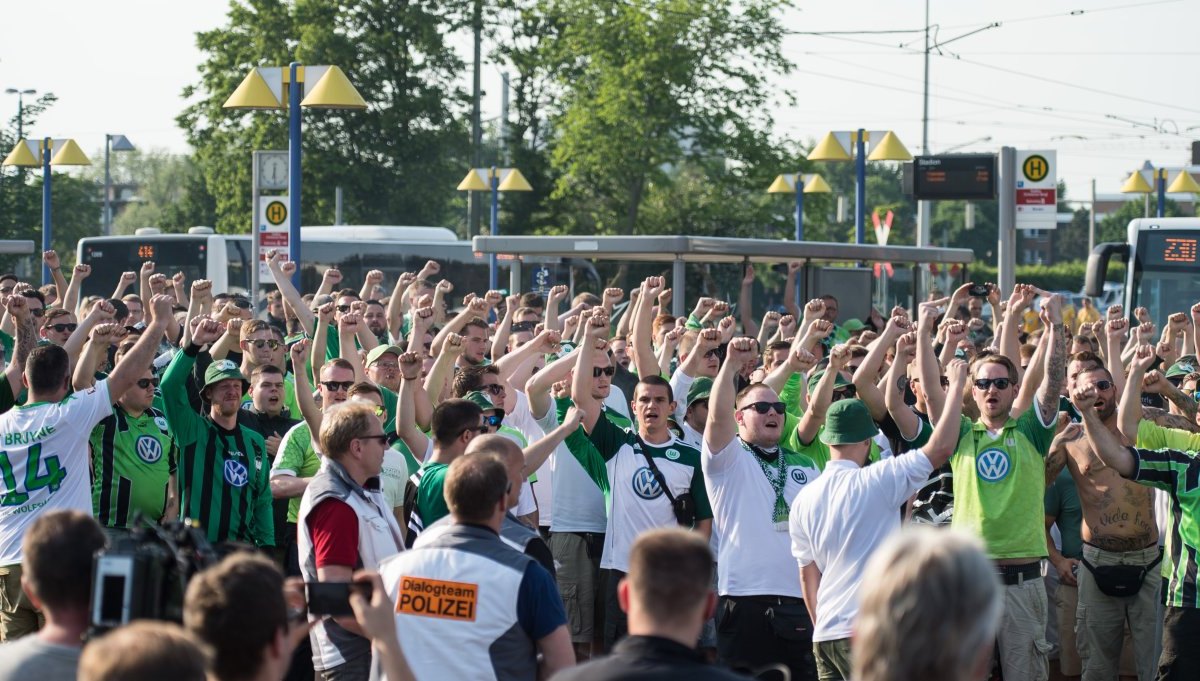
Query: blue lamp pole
[[1157, 169, 1166, 218], [489, 166, 500, 291], [288, 62, 303, 289], [793, 181, 804, 241], [854, 128, 867, 245], [40, 137, 52, 285]]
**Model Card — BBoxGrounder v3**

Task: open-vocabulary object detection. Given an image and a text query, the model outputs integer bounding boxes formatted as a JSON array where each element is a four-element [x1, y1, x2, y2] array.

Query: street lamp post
[[458, 167, 532, 290], [2, 138, 91, 283], [103, 134, 135, 235], [4, 88, 36, 141], [1120, 166, 1200, 218], [767, 173, 832, 241], [224, 63, 366, 288], [808, 130, 912, 244]]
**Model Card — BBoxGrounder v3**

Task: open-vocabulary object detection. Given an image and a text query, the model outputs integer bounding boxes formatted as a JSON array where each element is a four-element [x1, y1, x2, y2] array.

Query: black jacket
[[555, 635, 746, 681]]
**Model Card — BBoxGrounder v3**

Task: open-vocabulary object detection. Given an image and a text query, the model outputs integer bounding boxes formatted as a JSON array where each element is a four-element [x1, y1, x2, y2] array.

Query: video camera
[[89, 516, 217, 632]]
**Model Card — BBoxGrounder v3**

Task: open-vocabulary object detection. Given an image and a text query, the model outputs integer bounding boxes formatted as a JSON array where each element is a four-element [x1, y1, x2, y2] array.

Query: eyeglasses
[[481, 383, 505, 396], [973, 378, 1012, 391], [592, 366, 616, 378], [832, 385, 857, 400], [355, 434, 389, 445], [336, 304, 353, 313], [321, 380, 354, 392], [483, 414, 504, 428], [247, 339, 281, 350], [136, 378, 160, 389], [704, 348, 721, 359], [30, 308, 44, 318], [460, 425, 490, 437], [45, 323, 77, 333], [739, 401, 786, 415], [230, 299, 251, 309], [1093, 379, 1114, 391]]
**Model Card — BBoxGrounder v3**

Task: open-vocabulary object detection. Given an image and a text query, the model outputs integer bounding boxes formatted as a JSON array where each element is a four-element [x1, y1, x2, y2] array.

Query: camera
[[90, 517, 217, 632]]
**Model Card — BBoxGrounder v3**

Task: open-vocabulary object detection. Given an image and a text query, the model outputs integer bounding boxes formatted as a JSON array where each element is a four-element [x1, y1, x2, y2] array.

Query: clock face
[[259, 155, 288, 189]]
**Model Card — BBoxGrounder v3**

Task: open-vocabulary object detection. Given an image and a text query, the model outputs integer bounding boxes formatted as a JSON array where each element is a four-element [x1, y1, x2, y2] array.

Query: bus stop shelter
[[472, 235, 973, 319]]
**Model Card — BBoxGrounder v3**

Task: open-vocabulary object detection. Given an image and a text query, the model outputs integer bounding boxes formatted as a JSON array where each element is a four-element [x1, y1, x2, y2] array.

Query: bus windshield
[[1131, 229, 1200, 326], [78, 236, 210, 299]]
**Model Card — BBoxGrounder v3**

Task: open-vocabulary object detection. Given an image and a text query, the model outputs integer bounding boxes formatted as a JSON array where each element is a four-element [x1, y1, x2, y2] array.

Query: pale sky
[[3, 0, 1198, 201]]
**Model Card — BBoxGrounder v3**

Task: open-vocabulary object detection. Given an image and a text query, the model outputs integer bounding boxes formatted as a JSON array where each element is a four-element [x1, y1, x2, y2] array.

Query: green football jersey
[[89, 405, 179, 529]]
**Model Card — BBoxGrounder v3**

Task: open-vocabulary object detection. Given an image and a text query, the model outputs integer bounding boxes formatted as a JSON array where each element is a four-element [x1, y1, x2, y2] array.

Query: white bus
[[1085, 218, 1200, 326], [76, 226, 599, 300]]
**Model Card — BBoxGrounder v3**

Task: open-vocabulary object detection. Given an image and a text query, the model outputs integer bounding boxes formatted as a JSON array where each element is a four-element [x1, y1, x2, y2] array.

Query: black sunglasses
[[355, 434, 389, 445], [136, 378, 160, 389], [230, 298, 251, 309], [1093, 379, 1114, 391], [973, 378, 1012, 391], [336, 304, 353, 313], [481, 383, 505, 395], [832, 385, 858, 400], [593, 366, 616, 377], [321, 380, 354, 392], [46, 323, 77, 333], [30, 308, 44, 318], [739, 401, 786, 415], [247, 339, 281, 350], [704, 348, 722, 359]]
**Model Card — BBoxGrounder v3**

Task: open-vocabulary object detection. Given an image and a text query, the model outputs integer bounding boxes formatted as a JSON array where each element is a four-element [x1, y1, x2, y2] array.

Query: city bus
[[1085, 218, 1200, 326], [76, 226, 599, 301]]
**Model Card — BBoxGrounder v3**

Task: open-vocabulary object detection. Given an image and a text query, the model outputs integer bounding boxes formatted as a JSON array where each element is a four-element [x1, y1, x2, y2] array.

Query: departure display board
[[911, 154, 997, 201]]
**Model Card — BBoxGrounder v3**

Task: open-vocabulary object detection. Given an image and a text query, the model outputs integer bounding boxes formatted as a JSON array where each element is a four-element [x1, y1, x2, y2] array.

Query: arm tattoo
[[1038, 323, 1067, 424], [1164, 384, 1199, 423], [11, 314, 35, 368]]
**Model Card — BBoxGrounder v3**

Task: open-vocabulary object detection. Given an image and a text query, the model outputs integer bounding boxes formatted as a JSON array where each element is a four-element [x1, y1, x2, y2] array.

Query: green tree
[[1097, 197, 1187, 244], [179, 0, 470, 235], [79, 149, 216, 234]]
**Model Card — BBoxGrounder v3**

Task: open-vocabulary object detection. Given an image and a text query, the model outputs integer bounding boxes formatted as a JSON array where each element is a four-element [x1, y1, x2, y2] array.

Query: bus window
[[227, 239, 251, 294], [78, 236, 209, 299]]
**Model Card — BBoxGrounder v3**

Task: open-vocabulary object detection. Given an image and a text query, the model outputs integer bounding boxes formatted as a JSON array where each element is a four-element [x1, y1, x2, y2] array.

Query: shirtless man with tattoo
[[1048, 347, 1160, 681]]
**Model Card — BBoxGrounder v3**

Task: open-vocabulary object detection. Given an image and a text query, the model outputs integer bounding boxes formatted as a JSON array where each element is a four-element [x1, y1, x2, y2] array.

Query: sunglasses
[[230, 298, 251, 309], [704, 348, 722, 359], [832, 385, 858, 400], [247, 339, 281, 350], [973, 378, 1012, 391], [593, 366, 616, 378], [136, 378, 160, 389], [321, 380, 354, 392], [30, 308, 44, 318], [481, 383, 505, 395], [483, 414, 504, 428], [355, 434, 389, 445], [461, 425, 490, 436], [45, 323, 77, 333], [336, 304, 353, 313], [739, 401, 786, 415], [1093, 379, 1114, 391]]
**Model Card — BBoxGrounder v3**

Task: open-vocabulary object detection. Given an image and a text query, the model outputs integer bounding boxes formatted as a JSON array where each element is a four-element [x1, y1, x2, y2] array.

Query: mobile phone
[[968, 284, 990, 298], [305, 581, 373, 617]]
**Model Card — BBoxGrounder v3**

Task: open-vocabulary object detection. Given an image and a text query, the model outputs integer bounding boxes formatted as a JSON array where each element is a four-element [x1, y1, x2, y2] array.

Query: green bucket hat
[[807, 368, 852, 395], [365, 344, 403, 367], [462, 390, 506, 421], [203, 359, 247, 391], [841, 319, 865, 332], [1166, 355, 1199, 379], [686, 377, 713, 407], [819, 398, 879, 446]]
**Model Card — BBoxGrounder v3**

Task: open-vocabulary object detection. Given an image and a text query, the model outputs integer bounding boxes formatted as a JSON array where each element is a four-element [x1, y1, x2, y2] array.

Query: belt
[[996, 561, 1041, 586], [727, 594, 805, 606]]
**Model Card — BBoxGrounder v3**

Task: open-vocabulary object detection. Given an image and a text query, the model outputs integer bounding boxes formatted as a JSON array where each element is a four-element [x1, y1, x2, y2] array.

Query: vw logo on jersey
[[790, 467, 808, 485], [135, 435, 163, 464], [153, 416, 169, 432], [631, 467, 663, 500], [224, 459, 249, 488], [664, 449, 680, 461], [976, 448, 1011, 482]]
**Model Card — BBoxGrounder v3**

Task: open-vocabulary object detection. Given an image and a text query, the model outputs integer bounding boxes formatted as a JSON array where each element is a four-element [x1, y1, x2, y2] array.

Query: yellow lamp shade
[[457, 169, 489, 191], [808, 132, 852, 162], [2, 140, 40, 167], [1120, 171, 1153, 194], [803, 174, 833, 194], [1167, 170, 1200, 194], [49, 139, 90, 166], [767, 174, 796, 193], [301, 66, 367, 110], [497, 169, 532, 192], [866, 131, 912, 162], [224, 68, 283, 110]]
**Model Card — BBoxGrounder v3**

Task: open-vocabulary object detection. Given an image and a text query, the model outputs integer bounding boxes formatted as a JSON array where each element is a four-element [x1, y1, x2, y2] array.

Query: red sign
[[1016, 188, 1056, 206]]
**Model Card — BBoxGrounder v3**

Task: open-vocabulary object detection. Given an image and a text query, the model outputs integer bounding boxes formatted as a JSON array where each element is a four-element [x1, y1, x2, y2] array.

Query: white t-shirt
[[0, 381, 112, 566], [380, 449, 407, 511], [702, 436, 820, 597], [789, 452, 934, 641], [539, 406, 606, 534]]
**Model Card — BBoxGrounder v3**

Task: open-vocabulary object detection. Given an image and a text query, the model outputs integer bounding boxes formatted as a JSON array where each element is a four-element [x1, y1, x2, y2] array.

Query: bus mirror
[[1084, 243, 1129, 298]]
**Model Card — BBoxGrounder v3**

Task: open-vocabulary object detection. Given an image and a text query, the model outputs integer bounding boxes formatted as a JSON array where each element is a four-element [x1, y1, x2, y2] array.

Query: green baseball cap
[[819, 398, 879, 446], [686, 377, 713, 407], [365, 344, 403, 367], [841, 319, 865, 332], [807, 368, 852, 395], [1166, 355, 1199, 379], [462, 390, 506, 420], [203, 359, 247, 391]]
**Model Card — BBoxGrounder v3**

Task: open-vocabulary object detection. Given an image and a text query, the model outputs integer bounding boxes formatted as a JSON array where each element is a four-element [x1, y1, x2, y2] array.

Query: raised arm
[[3, 295, 36, 397], [138, 260, 157, 307], [171, 272, 189, 311], [422, 333, 463, 407], [289, 339, 322, 437], [113, 269, 138, 301], [705, 336, 757, 453], [208, 318, 243, 362], [42, 251, 68, 306], [571, 315, 609, 434], [885, 332, 921, 440], [1012, 327, 1048, 419], [430, 296, 487, 357], [491, 293, 521, 362], [1000, 284, 1036, 371], [61, 263, 89, 318], [73, 324, 123, 391], [738, 264, 759, 337], [310, 303, 334, 383], [631, 277, 663, 379], [405, 306, 434, 356], [1144, 367, 1197, 424], [315, 267, 342, 300], [1075, 383, 1136, 478], [107, 294, 175, 398], [1119, 344, 1154, 443], [1105, 318, 1128, 396], [386, 271, 416, 342], [915, 301, 948, 419], [63, 300, 116, 373], [543, 285, 567, 334], [523, 406, 583, 475], [266, 251, 314, 333], [359, 269, 383, 303], [1034, 294, 1067, 425], [854, 316, 908, 422], [796, 344, 851, 445], [922, 358, 968, 469], [783, 262, 801, 320], [756, 311, 780, 349], [525, 345, 582, 420], [396, 351, 431, 456]]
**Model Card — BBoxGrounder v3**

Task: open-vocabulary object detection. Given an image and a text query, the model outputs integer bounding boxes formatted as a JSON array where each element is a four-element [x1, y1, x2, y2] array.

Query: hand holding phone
[[306, 581, 374, 617]]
